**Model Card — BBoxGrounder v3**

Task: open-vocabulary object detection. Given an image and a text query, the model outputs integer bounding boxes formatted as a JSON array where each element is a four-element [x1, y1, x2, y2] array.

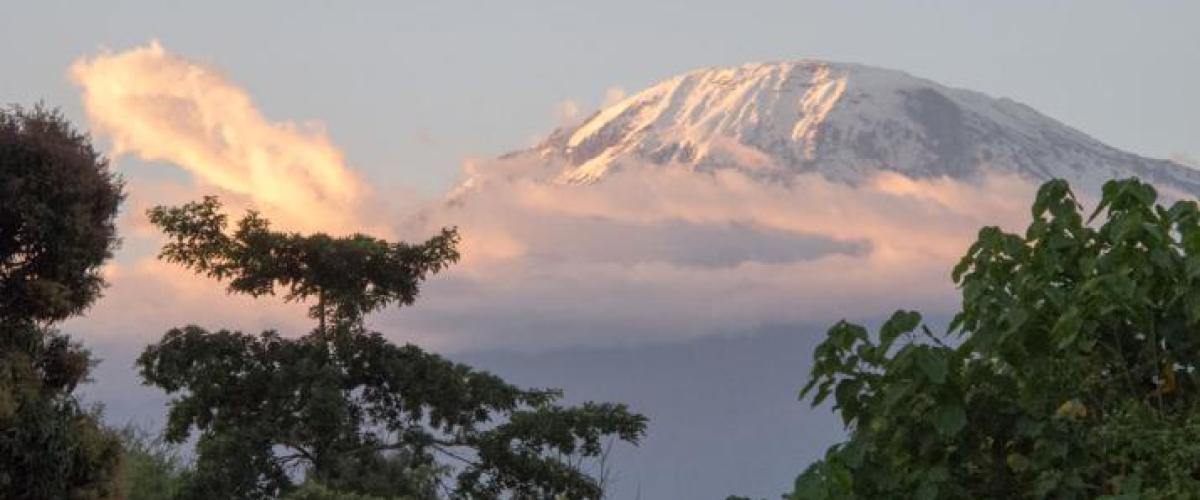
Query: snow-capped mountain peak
[[513, 60, 1198, 194]]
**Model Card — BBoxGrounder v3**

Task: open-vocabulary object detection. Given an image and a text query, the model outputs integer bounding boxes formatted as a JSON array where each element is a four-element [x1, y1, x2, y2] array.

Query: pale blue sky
[[3, 1, 1198, 193]]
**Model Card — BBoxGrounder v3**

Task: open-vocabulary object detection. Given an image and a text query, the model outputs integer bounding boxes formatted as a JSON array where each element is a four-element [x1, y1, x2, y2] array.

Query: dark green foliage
[[140, 199, 648, 499], [147, 197, 459, 326], [306, 448, 442, 499], [0, 105, 123, 323], [791, 178, 1200, 498], [118, 425, 189, 500], [0, 105, 124, 499], [283, 482, 390, 500], [0, 325, 123, 500]]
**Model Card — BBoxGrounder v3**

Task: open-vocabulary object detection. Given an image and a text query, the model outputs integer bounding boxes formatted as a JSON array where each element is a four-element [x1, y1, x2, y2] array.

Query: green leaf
[[879, 310, 921, 353], [1006, 453, 1030, 472], [841, 440, 865, 469], [915, 348, 948, 385], [934, 404, 966, 437], [1051, 307, 1083, 350], [787, 178, 1200, 498], [915, 481, 939, 500]]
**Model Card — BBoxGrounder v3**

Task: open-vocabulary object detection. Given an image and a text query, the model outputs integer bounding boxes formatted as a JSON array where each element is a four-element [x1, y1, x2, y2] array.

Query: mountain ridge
[[498, 60, 1199, 195]]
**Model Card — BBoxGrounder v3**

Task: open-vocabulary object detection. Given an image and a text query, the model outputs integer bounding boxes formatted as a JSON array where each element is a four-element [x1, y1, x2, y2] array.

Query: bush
[[792, 178, 1200, 498]]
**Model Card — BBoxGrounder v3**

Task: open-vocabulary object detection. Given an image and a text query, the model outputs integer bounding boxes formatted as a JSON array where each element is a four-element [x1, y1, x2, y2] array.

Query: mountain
[[503, 61, 1199, 194]]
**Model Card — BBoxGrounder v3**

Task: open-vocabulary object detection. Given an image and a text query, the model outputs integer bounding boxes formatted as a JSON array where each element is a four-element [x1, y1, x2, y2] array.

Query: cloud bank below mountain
[[67, 43, 1039, 352], [389, 158, 1035, 351]]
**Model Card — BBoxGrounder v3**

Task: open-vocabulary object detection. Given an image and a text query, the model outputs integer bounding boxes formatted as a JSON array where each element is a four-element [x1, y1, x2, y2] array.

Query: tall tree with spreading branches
[[791, 178, 1200, 499], [139, 197, 647, 499]]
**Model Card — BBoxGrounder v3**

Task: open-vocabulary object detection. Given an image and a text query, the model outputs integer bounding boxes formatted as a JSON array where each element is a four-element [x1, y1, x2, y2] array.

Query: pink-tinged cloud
[[70, 41, 381, 235], [76, 257, 313, 343], [66, 42, 404, 345], [65, 42, 1042, 353], [386, 159, 1038, 351]]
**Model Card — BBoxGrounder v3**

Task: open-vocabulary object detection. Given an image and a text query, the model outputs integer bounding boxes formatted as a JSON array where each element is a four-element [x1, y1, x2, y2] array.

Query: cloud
[[70, 41, 381, 235], [603, 86, 627, 106], [385, 159, 1037, 352], [71, 257, 313, 344], [65, 43, 1040, 354], [1171, 152, 1199, 169], [66, 42, 400, 345], [553, 86, 626, 129], [554, 99, 582, 125]]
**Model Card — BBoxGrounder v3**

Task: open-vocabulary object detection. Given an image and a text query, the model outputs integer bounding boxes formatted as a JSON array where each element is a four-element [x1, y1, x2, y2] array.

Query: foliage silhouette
[[139, 197, 647, 499], [792, 178, 1200, 498], [119, 424, 189, 500], [0, 104, 125, 499]]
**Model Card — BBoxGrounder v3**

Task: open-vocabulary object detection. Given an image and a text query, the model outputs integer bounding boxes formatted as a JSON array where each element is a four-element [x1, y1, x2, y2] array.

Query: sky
[[4, 2, 1200, 498], [4, 1, 1198, 194]]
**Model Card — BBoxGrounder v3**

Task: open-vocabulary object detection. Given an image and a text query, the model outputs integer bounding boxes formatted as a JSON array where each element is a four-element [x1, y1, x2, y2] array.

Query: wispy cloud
[[554, 99, 582, 125], [553, 85, 627, 129], [67, 42, 396, 343], [603, 86, 627, 106], [70, 41, 379, 235], [1172, 152, 1199, 169]]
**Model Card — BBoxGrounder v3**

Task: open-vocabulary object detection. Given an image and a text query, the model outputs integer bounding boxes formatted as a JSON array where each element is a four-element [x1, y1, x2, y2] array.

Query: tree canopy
[[147, 197, 458, 329], [0, 105, 123, 324], [139, 197, 647, 499], [0, 105, 125, 499], [791, 178, 1200, 498]]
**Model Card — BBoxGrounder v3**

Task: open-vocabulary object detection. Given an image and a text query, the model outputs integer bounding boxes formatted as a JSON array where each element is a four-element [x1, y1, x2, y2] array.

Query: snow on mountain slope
[[503, 61, 1199, 195]]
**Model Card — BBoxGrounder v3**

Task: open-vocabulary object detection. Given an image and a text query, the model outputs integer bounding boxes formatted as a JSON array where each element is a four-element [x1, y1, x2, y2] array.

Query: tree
[[138, 197, 647, 499], [0, 105, 123, 324], [118, 424, 189, 500], [282, 482, 390, 500], [791, 178, 1200, 498], [0, 105, 125, 499], [298, 448, 444, 500]]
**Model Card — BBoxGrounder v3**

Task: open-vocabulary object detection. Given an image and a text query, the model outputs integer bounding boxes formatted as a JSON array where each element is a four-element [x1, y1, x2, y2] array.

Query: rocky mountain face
[[504, 61, 1198, 195]]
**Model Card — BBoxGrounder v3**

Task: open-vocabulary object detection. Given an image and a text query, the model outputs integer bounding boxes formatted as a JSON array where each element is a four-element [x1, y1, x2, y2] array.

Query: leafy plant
[[119, 424, 190, 500], [283, 482, 391, 500], [0, 104, 123, 324], [0, 104, 124, 500], [792, 178, 1200, 498]]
